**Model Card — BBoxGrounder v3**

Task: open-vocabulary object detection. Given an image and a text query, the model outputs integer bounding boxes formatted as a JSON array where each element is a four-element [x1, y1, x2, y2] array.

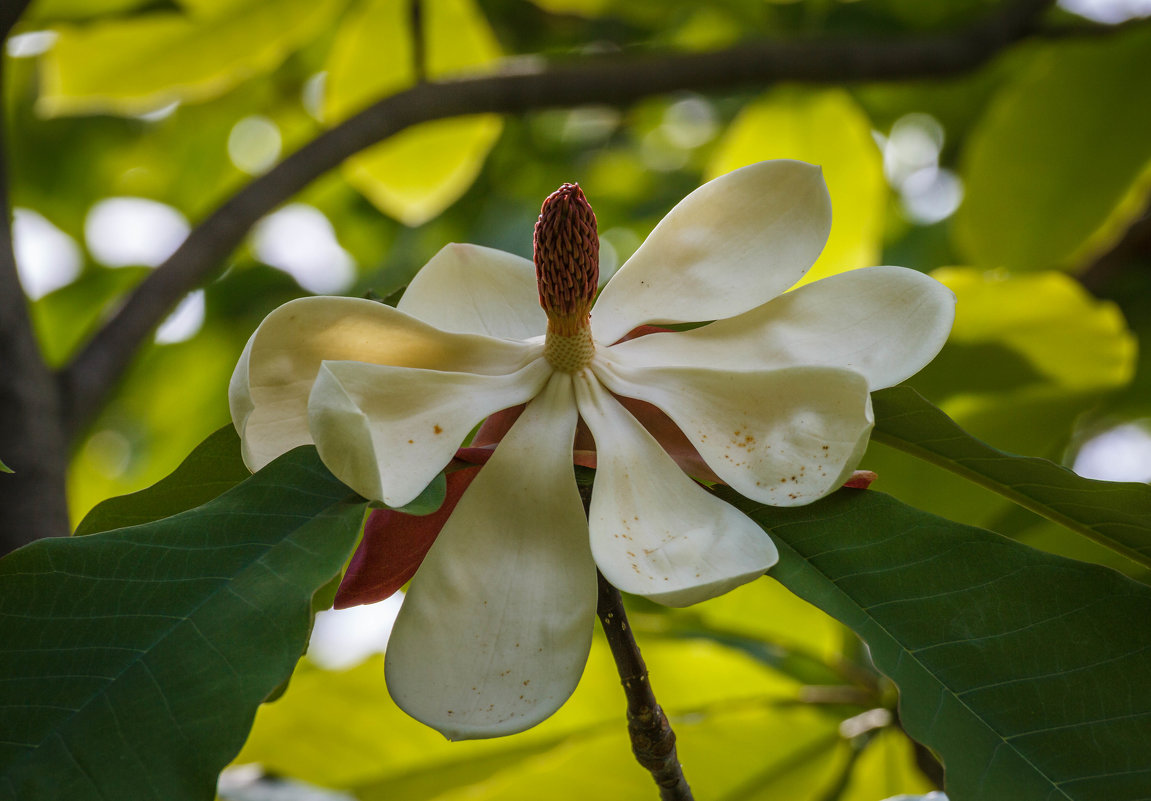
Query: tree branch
[[0, 56, 72, 552], [0, 0, 34, 41], [596, 571, 693, 801], [60, 0, 1058, 437]]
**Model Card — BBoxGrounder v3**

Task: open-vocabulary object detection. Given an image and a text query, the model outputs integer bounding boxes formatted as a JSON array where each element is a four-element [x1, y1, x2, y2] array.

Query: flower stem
[[595, 570, 694, 801]]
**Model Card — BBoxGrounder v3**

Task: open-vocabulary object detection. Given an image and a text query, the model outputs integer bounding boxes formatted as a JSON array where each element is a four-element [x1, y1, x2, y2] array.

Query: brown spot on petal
[[434, 425, 443, 435]]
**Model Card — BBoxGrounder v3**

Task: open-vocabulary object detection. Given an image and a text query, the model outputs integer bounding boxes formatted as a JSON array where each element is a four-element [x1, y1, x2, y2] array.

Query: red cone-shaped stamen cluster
[[534, 183, 599, 337]]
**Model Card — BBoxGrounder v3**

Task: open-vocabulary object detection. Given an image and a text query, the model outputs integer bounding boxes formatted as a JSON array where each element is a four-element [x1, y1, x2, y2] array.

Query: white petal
[[573, 375, 776, 607], [236, 296, 537, 472], [309, 358, 552, 506], [228, 331, 259, 444], [610, 266, 956, 390], [594, 354, 873, 507], [398, 243, 547, 339], [385, 372, 596, 740], [591, 160, 831, 345]]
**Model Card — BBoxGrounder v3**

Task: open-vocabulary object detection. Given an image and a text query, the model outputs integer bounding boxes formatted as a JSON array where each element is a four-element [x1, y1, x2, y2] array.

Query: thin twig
[[59, 0, 1063, 438], [596, 572, 694, 801]]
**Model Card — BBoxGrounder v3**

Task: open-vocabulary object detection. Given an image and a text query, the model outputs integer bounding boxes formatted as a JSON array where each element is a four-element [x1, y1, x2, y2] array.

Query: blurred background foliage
[[5, 0, 1151, 797]]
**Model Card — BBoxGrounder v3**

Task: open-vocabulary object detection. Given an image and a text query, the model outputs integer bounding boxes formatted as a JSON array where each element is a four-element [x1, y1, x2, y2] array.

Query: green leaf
[[323, 0, 503, 225], [707, 88, 886, 286], [954, 26, 1151, 271], [734, 487, 1151, 801], [0, 459, 11, 474], [39, 0, 344, 116], [872, 386, 1151, 569], [74, 424, 250, 535], [0, 447, 366, 801]]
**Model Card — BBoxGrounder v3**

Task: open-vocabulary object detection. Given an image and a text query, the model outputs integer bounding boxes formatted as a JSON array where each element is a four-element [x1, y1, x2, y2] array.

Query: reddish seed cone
[[534, 183, 599, 337]]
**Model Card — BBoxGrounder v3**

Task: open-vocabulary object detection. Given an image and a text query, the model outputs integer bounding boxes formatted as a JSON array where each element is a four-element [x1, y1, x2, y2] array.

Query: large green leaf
[[735, 488, 1151, 801], [872, 386, 1151, 569], [323, 0, 503, 225], [74, 424, 249, 535], [954, 26, 1151, 271], [0, 447, 366, 801]]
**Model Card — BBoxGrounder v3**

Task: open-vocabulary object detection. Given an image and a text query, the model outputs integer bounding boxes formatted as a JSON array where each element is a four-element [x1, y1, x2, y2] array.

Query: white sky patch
[[85, 197, 190, 268], [661, 95, 718, 150], [228, 115, 282, 175], [1073, 422, 1151, 483], [218, 765, 357, 801], [900, 166, 964, 225], [1059, 0, 1151, 22], [879, 112, 964, 225], [155, 290, 206, 344], [136, 102, 181, 122], [12, 208, 82, 299], [252, 204, 356, 294], [307, 592, 405, 671], [81, 429, 133, 480], [6, 31, 57, 58], [302, 72, 326, 122]]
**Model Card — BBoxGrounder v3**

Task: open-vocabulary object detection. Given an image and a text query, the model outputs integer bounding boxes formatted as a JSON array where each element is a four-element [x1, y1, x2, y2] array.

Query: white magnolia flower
[[230, 160, 955, 739]]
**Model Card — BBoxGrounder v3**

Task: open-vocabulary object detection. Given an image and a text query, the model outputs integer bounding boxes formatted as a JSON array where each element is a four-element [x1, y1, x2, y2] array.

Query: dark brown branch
[[0, 0, 34, 41], [596, 571, 693, 801], [0, 56, 71, 553], [60, 0, 1058, 438]]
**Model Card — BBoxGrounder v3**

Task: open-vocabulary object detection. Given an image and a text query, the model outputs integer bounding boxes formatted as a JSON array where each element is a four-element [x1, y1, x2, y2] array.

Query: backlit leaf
[[954, 26, 1151, 271], [707, 88, 885, 285], [323, 0, 503, 225], [39, 0, 344, 116]]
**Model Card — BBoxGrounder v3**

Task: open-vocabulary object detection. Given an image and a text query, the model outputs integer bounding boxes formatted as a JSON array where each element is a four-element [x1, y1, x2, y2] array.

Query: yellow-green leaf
[[926, 267, 1136, 408], [707, 88, 885, 286], [40, 0, 344, 117], [954, 26, 1151, 271], [863, 268, 1137, 533], [235, 637, 802, 793], [324, 0, 503, 225]]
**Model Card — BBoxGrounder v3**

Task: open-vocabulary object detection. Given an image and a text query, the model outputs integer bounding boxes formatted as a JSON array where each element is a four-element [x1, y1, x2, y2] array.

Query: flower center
[[535, 183, 599, 372], [543, 325, 595, 373]]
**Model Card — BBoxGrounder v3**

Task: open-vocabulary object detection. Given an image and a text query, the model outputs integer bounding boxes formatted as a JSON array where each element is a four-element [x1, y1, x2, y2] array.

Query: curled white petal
[[309, 358, 552, 506], [610, 266, 956, 390], [574, 374, 777, 606], [385, 372, 596, 740], [595, 354, 873, 507], [399, 243, 547, 339], [234, 296, 538, 473], [591, 160, 831, 345]]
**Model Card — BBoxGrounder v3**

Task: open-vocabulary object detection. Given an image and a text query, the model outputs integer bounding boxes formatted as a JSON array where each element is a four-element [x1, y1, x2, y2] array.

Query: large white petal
[[594, 354, 873, 507], [591, 160, 831, 345], [309, 358, 552, 506], [385, 372, 596, 740], [609, 266, 956, 390], [574, 374, 777, 607], [398, 243, 547, 339], [236, 296, 537, 472]]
